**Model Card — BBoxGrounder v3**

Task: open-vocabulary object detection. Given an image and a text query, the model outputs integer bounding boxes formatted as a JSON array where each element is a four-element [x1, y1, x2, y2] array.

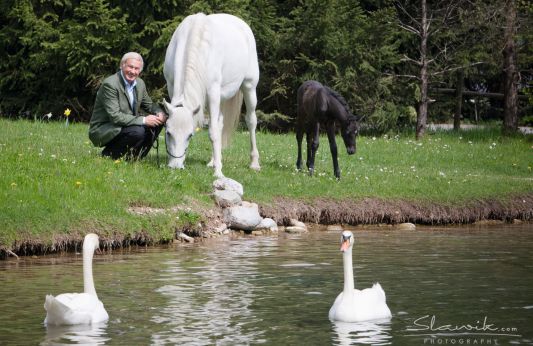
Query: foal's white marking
[[163, 13, 261, 178]]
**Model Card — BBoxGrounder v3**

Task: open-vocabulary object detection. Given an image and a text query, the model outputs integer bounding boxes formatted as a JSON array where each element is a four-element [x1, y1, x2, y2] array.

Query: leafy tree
[[0, 0, 65, 118], [1, 0, 527, 136], [394, 0, 483, 139], [0, 0, 132, 120], [60, 0, 133, 116], [260, 0, 402, 133]]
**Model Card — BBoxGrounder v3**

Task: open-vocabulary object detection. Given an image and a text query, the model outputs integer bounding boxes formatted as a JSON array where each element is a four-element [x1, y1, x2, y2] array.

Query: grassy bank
[[1, 119, 532, 254]]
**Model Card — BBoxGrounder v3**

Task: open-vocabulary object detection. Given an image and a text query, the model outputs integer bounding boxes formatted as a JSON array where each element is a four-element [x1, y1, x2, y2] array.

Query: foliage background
[[0, 0, 531, 133]]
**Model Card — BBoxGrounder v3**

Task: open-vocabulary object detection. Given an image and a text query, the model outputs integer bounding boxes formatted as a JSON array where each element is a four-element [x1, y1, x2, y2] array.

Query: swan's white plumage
[[44, 233, 109, 325], [329, 231, 392, 322]]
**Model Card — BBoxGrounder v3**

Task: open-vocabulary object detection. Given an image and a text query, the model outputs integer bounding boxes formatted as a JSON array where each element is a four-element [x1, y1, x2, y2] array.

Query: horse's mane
[[183, 13, 209, 125], [325, 85, 357, 121]]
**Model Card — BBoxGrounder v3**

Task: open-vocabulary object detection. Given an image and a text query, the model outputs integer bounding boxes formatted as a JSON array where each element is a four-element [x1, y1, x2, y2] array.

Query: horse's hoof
[[250, 164, 261, 171]]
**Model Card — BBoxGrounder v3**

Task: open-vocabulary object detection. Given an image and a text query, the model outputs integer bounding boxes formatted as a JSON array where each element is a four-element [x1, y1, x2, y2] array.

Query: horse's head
[[163, 100, 200, 169], [341, 115, 359, 155]]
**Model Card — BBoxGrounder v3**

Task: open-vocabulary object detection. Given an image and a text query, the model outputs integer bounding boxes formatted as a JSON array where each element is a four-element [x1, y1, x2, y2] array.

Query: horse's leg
[[207, 92, 224, 178], [326, 123, 340, 179], [306, 122, 320, 176], [242, 83, 260, 171], [296, 126, 304, 171]]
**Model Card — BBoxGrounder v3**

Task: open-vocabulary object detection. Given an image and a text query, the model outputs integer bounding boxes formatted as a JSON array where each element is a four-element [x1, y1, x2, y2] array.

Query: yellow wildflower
[[75, 181, 82, 187], [64, 108, 71, 117]]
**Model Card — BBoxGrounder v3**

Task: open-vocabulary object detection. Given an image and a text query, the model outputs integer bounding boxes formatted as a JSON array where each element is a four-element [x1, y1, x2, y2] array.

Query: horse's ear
[[174, 95, 184, 108], [162, 99, 184, 116], [163, 99, 172, 113], [193, 105, 201, 115]]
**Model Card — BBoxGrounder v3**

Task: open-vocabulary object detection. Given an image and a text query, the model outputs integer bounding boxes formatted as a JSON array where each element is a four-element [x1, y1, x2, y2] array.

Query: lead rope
[[155, 133, 160, 168], [151, 126, 161, 168]]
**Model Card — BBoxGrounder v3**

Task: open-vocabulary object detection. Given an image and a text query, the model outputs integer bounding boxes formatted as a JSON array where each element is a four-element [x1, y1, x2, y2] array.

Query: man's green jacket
[[89, 72, 162, 147]]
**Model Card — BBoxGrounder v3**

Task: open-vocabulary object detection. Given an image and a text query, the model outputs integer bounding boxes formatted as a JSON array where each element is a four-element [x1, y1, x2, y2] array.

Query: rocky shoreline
[[2, 188, 532, 260]]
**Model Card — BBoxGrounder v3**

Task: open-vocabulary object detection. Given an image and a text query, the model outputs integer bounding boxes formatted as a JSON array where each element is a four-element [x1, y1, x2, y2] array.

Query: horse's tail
[[221, 91, 243, 148]]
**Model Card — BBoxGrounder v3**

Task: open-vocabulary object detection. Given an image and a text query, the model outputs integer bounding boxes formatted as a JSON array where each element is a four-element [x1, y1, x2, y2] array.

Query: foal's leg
[[326, 123, 340, 179], [207, 91, 224, 178], [296, 127, 304, 171], [306, 123, 320, 176], [242, 82, 260, 171]]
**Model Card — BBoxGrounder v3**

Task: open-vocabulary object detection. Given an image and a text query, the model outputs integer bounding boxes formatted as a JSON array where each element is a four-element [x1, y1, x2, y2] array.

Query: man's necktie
[[132, 88, 137, 114]]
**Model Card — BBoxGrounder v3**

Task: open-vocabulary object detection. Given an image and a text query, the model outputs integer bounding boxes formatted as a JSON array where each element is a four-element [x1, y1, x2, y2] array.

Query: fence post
[[453, 70, 464, 131]]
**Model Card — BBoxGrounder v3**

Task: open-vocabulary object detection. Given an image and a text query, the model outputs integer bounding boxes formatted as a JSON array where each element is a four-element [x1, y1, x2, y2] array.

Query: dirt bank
[[260, 194, 533, 225], [2, 193, 532, 259]]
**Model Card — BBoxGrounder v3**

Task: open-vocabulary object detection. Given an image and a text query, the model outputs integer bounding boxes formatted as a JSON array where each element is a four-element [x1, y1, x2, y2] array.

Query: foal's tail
[[221, 91, 244, 148]]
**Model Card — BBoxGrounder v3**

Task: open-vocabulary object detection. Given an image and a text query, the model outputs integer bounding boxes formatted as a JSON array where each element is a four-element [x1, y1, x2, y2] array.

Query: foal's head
[[341, 115, 359, 155]]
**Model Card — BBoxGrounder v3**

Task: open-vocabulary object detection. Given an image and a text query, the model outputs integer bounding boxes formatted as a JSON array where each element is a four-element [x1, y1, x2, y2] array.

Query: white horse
[[163, 13, 261, 178]]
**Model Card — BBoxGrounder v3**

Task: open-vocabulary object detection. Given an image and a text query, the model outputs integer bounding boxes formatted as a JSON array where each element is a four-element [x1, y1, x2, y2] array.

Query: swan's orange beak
[[340, 239, 350, 252]]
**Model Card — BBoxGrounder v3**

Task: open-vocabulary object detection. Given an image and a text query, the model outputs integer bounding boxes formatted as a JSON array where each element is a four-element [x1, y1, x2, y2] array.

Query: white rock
[[177, 232, 194, 243], [285, 226, 308, 233], [289, 218, 307, 229], [397, 222, 416, 231], [213, 177, 244, 197], [213, 189, 242, 208], [255, 218, 278, 232], [223, 202, 262, 231], [213, 223, 228, 233]]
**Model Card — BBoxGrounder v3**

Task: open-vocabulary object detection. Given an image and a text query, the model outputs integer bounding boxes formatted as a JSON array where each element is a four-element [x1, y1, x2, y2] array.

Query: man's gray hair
[[120, 52, 144, 71]]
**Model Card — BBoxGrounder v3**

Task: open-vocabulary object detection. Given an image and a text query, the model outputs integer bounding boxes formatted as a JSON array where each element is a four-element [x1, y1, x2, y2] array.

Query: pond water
[[1, 225, 532, 345]]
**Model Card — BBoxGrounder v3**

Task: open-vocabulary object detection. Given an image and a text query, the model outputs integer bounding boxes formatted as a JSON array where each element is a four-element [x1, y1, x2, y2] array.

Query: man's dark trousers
[[102, 125, 163, 160]]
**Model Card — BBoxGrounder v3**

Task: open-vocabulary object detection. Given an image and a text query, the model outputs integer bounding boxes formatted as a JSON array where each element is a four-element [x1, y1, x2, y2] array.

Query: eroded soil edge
[[2, 193, 532, 259]]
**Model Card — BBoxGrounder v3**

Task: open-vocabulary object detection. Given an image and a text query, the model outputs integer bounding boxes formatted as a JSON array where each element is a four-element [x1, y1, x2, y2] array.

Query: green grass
[[1, 119, 532, 248]]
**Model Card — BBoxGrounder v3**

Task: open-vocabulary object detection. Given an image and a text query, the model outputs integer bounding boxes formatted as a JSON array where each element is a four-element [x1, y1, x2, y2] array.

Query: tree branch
[[395, 1, 421, 28], [401, 54, 422, 66], [383, 72, 420, 80], [397, 22, 420, 36], [429, 62, 485, 76]]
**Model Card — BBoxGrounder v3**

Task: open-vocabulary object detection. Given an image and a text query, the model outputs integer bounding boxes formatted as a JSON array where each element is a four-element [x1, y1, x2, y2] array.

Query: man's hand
[[144, 113, 167, 127]]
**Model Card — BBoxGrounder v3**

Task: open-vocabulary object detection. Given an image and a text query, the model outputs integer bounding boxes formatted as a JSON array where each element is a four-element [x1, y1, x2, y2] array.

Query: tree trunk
[[502, 0, 518, 135], [416, 0, 429, 140], [453, 70, 464, 131]]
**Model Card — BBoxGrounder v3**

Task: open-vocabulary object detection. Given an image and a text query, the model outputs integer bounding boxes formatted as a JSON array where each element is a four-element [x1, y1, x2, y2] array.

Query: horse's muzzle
[[347, 147, 356, 155], [168, 161, 185, 169]]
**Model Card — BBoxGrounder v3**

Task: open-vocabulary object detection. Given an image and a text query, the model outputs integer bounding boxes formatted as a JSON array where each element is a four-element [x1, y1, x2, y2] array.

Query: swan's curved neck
[[83, 246, 98, 298], [343, 248, 355, 292]]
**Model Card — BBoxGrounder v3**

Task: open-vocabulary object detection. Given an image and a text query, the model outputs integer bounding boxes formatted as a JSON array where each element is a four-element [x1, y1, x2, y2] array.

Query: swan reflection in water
[[332, 319, 392, 346], [41, 322, 109, 346]]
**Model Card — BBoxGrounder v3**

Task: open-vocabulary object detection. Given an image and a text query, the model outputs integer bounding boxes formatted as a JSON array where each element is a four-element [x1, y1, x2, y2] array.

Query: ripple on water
[[279, 262, 316, 267], [0, 226, 532, 345]]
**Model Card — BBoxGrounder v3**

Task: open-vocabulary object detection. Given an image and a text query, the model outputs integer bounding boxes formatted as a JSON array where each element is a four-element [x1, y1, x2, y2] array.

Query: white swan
[[44, 233, 109, 325], [329, 230, 392, 322]]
